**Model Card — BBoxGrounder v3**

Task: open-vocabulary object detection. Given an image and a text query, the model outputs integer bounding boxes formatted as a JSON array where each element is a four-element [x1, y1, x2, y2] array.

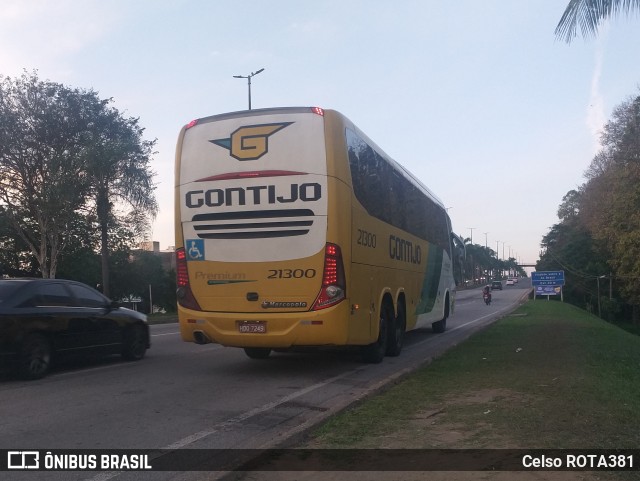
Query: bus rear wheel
[[432, 295, 449, 333], [244, 347, 272, 359], [361, 301, 392, 363], [387, 300, 405, 357]]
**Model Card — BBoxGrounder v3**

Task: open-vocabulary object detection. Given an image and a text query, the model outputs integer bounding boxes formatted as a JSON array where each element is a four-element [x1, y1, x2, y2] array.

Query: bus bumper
[[178, 301, 353, 348]]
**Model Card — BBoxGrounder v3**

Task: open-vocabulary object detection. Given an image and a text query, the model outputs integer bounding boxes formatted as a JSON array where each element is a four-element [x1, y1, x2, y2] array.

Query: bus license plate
[[237, 321, 267, 334]]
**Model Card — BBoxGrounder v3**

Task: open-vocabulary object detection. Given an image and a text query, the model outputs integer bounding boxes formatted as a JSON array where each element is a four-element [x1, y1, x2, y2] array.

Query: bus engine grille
[[192, 209, 314, 239]]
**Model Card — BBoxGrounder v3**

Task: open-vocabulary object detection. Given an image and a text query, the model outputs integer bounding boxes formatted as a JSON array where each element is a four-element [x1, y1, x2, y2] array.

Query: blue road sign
[[531, 271, 565, 286], [535, 286, 562, 296]]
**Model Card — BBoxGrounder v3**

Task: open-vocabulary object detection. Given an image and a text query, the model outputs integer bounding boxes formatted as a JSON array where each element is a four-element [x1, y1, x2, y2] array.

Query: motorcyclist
[[482, 285, 492, 303]]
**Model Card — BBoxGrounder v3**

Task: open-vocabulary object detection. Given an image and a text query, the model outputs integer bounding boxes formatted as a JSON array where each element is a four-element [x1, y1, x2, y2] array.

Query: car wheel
[[122, 324, 147, 361], [361, 301, 391, 363], [18, 333, 52, 380], [244, 347, 272, 359], [386, 301, 405, 357]]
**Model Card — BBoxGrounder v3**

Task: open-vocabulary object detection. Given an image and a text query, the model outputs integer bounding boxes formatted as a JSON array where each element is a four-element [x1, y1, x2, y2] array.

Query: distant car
[[0, 278, 150, 379], [491, 281, 503, 290], [506, 278, 515, 286]]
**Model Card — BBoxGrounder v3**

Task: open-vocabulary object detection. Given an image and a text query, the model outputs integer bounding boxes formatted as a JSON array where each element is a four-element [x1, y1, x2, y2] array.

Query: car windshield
[[0, 281, 26, 302]]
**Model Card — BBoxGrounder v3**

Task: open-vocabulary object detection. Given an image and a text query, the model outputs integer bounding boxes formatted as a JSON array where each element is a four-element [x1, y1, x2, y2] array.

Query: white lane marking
[[151, 331, 179, 337], [84, 366, 366, 481], [165, 366, 365, 449], [405, 302, 517, 353], [86, 298, 527, 481]]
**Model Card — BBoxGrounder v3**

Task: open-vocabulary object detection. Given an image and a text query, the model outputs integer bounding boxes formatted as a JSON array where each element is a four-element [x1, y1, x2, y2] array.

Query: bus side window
[[451, 234, 466, 285]]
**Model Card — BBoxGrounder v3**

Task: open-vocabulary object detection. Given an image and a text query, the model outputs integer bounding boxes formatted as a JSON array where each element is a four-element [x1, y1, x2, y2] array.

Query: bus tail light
[[175, 247, 202, 311], [312, 243, 346, 311]]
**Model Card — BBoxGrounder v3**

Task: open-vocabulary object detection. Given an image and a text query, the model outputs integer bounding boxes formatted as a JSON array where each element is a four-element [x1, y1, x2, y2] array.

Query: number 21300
[[268, 269, 317, 279]]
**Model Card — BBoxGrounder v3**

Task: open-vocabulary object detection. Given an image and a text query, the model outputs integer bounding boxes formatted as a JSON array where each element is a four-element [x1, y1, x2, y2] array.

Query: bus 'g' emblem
[[210, 122, 293, 161]]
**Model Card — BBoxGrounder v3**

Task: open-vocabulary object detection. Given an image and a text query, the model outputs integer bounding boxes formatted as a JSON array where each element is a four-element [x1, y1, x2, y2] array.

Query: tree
[[81, 105, 157, 297], [0, 209, 39, 277], [581, 93, 640, 311], [540, 91, 640, 322], [0, 71, 104, 277], [0, 71, 156, 288], [556, 0, 640, 43], [557, 189, 582, 221]]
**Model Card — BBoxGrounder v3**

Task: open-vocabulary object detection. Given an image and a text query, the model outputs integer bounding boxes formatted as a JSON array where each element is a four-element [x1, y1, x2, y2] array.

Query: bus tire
[[244, 347, 272, 359], [386, 299, 405, 357], [361, 301, 391, 363], [432, 295, 449, 333]]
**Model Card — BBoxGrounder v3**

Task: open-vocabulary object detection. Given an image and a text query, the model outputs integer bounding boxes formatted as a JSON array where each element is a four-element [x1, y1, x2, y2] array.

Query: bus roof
[[183, 106, 447, 211]]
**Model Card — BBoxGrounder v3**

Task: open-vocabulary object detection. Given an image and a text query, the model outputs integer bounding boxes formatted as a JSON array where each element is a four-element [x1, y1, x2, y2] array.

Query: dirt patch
[[226, 388, 612, 481]]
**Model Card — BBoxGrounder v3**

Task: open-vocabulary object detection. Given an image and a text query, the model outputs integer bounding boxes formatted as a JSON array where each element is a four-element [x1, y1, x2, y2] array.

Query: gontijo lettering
[[389, 235, 422, 265], [185, 183, 321, 208]]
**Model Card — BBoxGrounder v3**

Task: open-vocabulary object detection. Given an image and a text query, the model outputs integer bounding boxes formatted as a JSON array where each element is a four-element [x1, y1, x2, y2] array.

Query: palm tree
[[84, 106, 157, 297], [556, 0, 640, 43]]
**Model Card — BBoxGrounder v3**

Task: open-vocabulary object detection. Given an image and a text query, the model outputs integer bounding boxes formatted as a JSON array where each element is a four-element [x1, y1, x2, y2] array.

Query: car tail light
[[312, 243, 346, 310], [311, 107, 324, 116], [175, 247, 201, 311]]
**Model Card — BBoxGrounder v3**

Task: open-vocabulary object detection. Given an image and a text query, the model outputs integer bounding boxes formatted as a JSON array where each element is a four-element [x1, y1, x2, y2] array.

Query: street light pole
[[233, 68, 265, 110], [597, 274, 607, 318], [467, 227, 475, 244], [495, 240, 500, 280]]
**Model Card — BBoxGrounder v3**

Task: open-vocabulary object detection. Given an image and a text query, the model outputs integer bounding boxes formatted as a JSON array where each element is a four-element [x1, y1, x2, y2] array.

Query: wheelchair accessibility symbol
[[186, 239, 205, 261]]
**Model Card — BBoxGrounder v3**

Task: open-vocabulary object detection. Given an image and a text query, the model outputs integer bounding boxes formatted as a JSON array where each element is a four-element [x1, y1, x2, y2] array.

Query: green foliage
[[80, 95, 157, 296], [556, 0, 640, 43], [0, 210, 39, 277], [110, 251, 176, 313], [540, 91, 640, 321], [0, 70, 157, 301], [0, 71, 101, 277], [461, 238, 525, 285]]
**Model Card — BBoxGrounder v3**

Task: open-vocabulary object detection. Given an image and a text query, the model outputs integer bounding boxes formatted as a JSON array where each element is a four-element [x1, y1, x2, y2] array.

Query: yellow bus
[[175, 107, 464, 363]]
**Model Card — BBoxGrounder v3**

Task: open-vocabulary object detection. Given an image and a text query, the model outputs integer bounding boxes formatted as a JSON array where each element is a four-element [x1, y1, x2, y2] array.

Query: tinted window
[[33, 283, 73, 307], [68, 284, 108, 308], [346, 128, 450, 252], [0, 281, 25, 303]]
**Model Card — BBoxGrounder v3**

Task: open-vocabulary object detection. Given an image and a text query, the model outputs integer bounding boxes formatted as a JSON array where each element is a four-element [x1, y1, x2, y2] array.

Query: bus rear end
[[175, 107, 350, 356]]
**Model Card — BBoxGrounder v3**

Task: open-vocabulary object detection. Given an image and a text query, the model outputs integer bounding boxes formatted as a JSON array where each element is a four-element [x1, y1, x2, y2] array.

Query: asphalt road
[[1, 280, 531, 481]]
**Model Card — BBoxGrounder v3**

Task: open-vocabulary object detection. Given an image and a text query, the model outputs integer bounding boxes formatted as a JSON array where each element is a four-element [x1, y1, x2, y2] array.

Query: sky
[[1, 0, 639, 269]]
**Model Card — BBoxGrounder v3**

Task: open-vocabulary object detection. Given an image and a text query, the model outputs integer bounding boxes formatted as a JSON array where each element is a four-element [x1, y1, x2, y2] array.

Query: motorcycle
[[483, 292, 492, 305]]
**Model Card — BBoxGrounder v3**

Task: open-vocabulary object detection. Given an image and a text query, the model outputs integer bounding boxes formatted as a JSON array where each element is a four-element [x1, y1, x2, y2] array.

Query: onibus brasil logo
[[209, 122, 293, 161]]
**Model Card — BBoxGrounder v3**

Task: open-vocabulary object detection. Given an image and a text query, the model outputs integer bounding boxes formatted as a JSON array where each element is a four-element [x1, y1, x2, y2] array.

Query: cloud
[[585, 27, 609, 155], [0, 0, 118, 78]]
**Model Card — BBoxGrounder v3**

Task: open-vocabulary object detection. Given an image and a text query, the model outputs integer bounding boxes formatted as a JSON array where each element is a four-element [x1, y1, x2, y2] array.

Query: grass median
[[304, 300, 640, 476]]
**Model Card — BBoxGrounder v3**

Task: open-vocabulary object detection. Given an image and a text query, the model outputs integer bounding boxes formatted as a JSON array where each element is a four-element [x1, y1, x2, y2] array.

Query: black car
[[0, 278, 150, 379], [491, 280, 503, 291]]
